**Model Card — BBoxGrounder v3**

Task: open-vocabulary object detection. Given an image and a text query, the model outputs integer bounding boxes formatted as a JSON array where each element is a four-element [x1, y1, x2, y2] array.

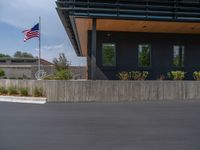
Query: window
[[138, 44, 151, 67], [0, 60, 6, 63], [102, 43, 116, 67], [173, 45, 185, 67], [11, 60, 24, 63], [25, 60, 37, 63]]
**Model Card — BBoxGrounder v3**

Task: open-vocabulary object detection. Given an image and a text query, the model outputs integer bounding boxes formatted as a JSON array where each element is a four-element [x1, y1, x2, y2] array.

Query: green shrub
[[117, 71, 149, 80], [0, 68, 5, 77], [141, 71, 149, 80], [7, 86, 18, 95], [33, 87, 44, 97], [129, 71, 141, 80], [0, 86, 8, 95], [130, 71, 149, 80], [193, 71, 200, 80], [43, 70, 72, 80], [19, 87, 29, 96], [168, 71, 186, 80], [54, 70, 72, 80], [117, 71, 130, 80]]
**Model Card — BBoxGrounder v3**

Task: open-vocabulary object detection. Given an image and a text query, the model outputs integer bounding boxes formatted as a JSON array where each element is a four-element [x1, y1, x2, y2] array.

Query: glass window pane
[[102, 43, 116, 66], [173, 45, 184, 67], [138, 44, 151, 67]]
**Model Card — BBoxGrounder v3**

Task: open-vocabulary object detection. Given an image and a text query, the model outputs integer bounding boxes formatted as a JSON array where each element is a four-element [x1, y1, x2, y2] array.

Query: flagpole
[[38, 16, 41, 78]]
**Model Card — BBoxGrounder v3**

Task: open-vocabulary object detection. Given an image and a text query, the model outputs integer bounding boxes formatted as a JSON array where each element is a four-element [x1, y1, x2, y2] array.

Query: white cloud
[[35, 44, 64, 51], [0, 0, 86, 66], [35, 43, 86, 66], [0, 0, 61, 36]]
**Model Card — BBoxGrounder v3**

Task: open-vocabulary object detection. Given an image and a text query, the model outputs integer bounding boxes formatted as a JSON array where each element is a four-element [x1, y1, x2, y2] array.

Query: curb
[[0, 96, 46, 104]]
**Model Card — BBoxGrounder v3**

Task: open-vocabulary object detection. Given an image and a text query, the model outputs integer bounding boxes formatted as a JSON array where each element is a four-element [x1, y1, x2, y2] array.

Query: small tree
[[0, 53, 11, 58], [14, 51, 34, 58], [50, 53, 72, 80], [0, 68, 5, 77], [54, 70, 72, 80], [53, 53, 70, 71]]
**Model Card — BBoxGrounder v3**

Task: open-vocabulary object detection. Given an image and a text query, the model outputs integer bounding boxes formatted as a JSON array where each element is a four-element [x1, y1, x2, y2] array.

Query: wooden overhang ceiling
[[56, 0, 200, 56], [75, 18, 200, 56]]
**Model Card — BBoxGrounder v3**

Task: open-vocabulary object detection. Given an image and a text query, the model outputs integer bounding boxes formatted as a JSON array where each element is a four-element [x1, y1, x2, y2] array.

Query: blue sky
[[0, 0, 86, 66]]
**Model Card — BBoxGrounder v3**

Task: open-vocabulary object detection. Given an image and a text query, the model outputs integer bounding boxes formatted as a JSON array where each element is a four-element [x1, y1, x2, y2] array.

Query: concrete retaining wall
[[0, 65, 55, 79], [0, 80, 200, 102]]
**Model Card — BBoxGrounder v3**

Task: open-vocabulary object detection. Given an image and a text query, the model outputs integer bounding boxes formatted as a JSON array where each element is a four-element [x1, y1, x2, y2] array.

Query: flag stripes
[[22, 23, 40, 42]]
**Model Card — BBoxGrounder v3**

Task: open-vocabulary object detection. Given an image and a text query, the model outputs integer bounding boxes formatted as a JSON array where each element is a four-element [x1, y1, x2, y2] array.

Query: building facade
[[56, 0, 200, 80], [0, 58, 54, 79], [70, 66, 87, 79]]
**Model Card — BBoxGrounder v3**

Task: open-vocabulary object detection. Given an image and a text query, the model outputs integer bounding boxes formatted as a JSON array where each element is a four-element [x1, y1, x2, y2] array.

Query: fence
[[0, 80, 200, 102]]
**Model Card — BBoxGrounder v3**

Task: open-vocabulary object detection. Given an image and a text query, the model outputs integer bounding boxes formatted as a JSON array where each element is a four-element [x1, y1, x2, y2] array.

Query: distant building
[[0, 57, 87, 80], [0, 58, 54, 79]]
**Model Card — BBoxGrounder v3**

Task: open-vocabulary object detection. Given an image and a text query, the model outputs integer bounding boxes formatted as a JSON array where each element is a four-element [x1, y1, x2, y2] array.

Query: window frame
[[102, 43, 116, 67], [138, 44, 152, 68], [173, 45, 185, 68]]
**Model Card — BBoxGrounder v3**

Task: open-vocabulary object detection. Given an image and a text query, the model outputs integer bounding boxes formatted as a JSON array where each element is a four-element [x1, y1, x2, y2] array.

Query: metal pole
[[91, 18, 96, 80], [38, 16, 41, 76]]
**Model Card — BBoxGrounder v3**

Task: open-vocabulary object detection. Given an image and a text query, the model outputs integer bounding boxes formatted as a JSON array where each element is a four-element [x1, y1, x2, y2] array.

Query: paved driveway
[[0, 101, 200, 150]]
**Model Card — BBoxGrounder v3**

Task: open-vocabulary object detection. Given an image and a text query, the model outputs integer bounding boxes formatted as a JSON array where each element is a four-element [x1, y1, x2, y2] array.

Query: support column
[[91, 18, 97, 80]]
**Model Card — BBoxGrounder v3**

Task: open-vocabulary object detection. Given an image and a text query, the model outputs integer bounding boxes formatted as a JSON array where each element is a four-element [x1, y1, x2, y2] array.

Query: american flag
[[22, 23, 40, 42]]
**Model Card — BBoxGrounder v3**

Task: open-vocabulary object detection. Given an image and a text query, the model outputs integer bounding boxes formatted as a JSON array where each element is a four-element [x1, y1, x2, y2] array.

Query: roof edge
[[56, 8, 82, 56]]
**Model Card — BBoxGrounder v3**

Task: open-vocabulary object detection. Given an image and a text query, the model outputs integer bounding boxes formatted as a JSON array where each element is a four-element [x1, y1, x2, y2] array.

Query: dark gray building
[[56, 0, 200, 80]]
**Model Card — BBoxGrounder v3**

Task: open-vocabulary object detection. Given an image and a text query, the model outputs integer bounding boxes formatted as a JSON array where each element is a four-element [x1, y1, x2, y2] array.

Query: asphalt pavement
[[0, 100, 200, 150]]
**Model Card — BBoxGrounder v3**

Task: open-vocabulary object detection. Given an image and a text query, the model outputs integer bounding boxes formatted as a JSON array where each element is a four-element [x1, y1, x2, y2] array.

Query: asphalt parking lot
[[0, 100, 200, 150]]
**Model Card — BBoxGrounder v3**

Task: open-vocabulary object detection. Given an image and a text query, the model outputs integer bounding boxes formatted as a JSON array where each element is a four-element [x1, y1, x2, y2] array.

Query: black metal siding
[[88, 31, 200, 80], [57, 0, 200, 22]]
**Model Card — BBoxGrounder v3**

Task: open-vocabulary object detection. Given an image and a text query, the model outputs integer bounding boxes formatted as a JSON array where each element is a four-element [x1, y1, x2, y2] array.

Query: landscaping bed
[[0, 85, 46, 104]]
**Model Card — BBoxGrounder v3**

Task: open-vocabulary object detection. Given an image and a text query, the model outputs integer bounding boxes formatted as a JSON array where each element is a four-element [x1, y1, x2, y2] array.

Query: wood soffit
[[75, 18, 200, 56]]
